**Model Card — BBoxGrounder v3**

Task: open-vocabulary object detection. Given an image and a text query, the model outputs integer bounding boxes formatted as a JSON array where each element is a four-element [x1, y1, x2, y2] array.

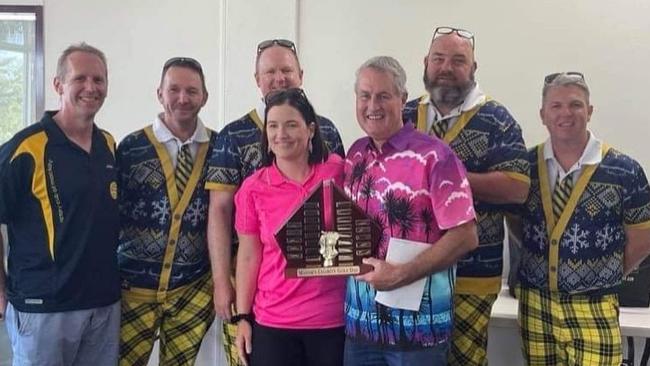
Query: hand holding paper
[[373, 237, 431, 311]]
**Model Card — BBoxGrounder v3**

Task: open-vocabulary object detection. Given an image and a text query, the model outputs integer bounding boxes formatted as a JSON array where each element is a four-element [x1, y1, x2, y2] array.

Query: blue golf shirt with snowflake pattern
[[116, 124, 216, 296], [518, 143, 650, 294]]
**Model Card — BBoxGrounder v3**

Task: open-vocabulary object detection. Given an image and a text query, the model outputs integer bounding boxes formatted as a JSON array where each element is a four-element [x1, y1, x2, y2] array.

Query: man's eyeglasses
[[257, 39, 297, 55], [433, 26, 475, 50], [544, 72, 585, 84], [163, 57, 204, 73]]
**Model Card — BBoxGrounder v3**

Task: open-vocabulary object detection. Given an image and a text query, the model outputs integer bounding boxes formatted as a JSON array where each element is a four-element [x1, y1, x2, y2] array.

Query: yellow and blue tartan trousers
[[518, 286, 622, 366], [448, 293, 498, 366], [119, 273, 215, 366], [222, 308, 244, 366], [222, 275, 244, 366]]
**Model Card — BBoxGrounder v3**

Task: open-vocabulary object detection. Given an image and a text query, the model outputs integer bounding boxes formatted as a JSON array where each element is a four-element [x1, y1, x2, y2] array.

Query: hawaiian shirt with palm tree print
[[344, 123, 476, 348]]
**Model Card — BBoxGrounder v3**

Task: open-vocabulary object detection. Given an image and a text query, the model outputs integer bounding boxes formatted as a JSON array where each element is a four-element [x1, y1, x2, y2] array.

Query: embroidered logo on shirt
[[110, 181, 118, 200], [47, 158, 64, 224]]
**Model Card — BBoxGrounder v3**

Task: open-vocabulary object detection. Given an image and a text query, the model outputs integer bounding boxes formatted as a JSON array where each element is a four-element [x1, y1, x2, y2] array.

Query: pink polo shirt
[[234, 154, 346, 329]]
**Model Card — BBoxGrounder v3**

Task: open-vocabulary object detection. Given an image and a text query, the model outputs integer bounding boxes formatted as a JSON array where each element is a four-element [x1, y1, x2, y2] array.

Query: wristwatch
[[230, 313, 255, 325]]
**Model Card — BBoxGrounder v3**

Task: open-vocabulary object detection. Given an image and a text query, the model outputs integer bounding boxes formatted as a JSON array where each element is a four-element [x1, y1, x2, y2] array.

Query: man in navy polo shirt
[[0, 42, 120, 366]]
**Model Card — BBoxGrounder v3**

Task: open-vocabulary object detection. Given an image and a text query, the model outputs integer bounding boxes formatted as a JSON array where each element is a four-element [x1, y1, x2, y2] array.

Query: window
[[0, 5, 43, 143]]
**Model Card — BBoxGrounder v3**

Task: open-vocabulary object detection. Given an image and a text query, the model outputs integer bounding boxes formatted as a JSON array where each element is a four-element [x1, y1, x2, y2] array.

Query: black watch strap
[[230, 313, 255, 325]]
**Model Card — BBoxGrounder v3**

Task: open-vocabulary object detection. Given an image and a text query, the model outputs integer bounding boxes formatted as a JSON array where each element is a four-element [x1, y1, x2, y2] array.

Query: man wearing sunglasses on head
[[402, 26, 530, 365], [117, 57, 216, 365], [514, 72, 650, 366], [205, 39, 344, 366]]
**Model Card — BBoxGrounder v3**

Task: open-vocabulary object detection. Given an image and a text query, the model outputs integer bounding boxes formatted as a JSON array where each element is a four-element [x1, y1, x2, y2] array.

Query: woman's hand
[[235, 320, 253, 366]]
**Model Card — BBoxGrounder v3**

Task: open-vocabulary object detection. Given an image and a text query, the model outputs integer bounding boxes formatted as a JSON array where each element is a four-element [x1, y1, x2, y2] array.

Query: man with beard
[[403, 27, 530, 366], [205, 39, 344, 366]]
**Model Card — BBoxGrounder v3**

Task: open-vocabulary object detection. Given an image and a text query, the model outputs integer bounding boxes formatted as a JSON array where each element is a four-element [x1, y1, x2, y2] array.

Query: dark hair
[[260, 88, 328, 167], [160, 57, 207, 93]]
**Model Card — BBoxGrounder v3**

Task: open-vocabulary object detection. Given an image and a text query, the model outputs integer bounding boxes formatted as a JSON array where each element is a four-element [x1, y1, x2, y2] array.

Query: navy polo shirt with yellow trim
[[0, 111, 120, 313]]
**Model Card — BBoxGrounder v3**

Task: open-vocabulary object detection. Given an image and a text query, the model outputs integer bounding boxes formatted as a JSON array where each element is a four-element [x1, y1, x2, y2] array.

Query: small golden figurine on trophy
[[319, 231, 340, 267]]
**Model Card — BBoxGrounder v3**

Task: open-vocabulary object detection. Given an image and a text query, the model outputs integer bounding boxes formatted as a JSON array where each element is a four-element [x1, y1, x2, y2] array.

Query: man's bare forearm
[[467, 171, 529, 204], [207, 190, 235, 287]]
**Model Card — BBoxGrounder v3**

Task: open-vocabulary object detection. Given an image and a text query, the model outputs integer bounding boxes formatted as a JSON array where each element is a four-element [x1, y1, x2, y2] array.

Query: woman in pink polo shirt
[[233, 88, 346, 366]]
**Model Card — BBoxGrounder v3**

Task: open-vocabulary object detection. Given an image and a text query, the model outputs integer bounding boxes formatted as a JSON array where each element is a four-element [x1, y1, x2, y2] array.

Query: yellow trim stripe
[[205, 182, 238, 192], [101, 131, 116, 157], [625, 220, 650, 230], [537, 145, 555, 237], [144, 126, 211, 301], [539, 143, 611, 291], [249, 109, 264, 130], [443, 102, 486, 144], [11, 132, 56, 260], [455, 276, 502, 295], [144, 127, 178, 207], [414, 94, 489, 145], [503, 171, 531, 185], [416, 95, 428, 132]]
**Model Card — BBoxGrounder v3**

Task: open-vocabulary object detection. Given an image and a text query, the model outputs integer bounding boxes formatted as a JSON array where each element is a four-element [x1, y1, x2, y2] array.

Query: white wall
[[42, 0, 223, 140], [4, 0, 650, 167], [300, 1, 650, 159], [2, 1, 650, 365]]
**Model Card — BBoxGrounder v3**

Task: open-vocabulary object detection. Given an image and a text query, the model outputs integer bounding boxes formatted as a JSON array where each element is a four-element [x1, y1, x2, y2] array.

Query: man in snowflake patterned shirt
[[516, 72, 650, 366], [402, 26, 530, 366], [116, 57, 216, 365]]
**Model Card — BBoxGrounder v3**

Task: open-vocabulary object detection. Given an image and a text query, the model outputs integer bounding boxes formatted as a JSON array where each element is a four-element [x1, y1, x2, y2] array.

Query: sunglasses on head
[[163, 57, 204, 75], [257, 39, 297, 55], [433, 26, 475, 50], [544, 72, 585, 84]]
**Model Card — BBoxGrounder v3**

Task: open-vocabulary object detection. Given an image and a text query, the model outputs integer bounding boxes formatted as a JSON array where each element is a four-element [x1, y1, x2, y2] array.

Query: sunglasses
[[433, 26, 475, 50], [257, 39, 297, 55], [163, 57, 203, 72], [544, 72, 585, 84]]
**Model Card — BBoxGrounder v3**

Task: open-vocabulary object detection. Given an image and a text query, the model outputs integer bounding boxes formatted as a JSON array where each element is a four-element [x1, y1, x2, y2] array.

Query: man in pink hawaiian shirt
[[342, 55, 479, 366]]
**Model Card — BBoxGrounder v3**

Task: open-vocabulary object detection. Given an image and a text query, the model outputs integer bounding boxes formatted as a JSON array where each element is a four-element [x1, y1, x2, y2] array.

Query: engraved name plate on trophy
[[275, 179, 381, 278]]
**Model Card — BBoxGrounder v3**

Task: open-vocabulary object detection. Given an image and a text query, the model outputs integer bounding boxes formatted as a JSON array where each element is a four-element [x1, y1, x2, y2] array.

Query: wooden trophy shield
[[275, 179, 381, 277]]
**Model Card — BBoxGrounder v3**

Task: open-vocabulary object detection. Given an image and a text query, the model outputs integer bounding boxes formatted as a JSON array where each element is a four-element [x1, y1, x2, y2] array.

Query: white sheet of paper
[[374, 237, 430, 311]]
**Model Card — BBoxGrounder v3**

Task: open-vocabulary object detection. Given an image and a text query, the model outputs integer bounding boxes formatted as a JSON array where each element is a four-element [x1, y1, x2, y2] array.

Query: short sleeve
[[484, 106, 530, 184], [0, 140, 26, 223], [623, 159, 650, 228], [429, 148, 476, 230], [234, 179, 260, 235], [205, 128, 242, 191]]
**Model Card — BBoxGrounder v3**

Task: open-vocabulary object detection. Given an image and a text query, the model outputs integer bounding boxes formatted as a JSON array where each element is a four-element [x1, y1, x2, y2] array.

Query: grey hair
[[355, 56, 408, 98], [542, 73, 590, 103], [56, 42, 108, 81]]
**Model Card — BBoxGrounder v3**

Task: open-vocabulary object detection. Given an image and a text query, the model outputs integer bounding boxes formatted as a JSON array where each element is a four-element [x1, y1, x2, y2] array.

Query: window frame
[[0, 5, 44, 120]]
